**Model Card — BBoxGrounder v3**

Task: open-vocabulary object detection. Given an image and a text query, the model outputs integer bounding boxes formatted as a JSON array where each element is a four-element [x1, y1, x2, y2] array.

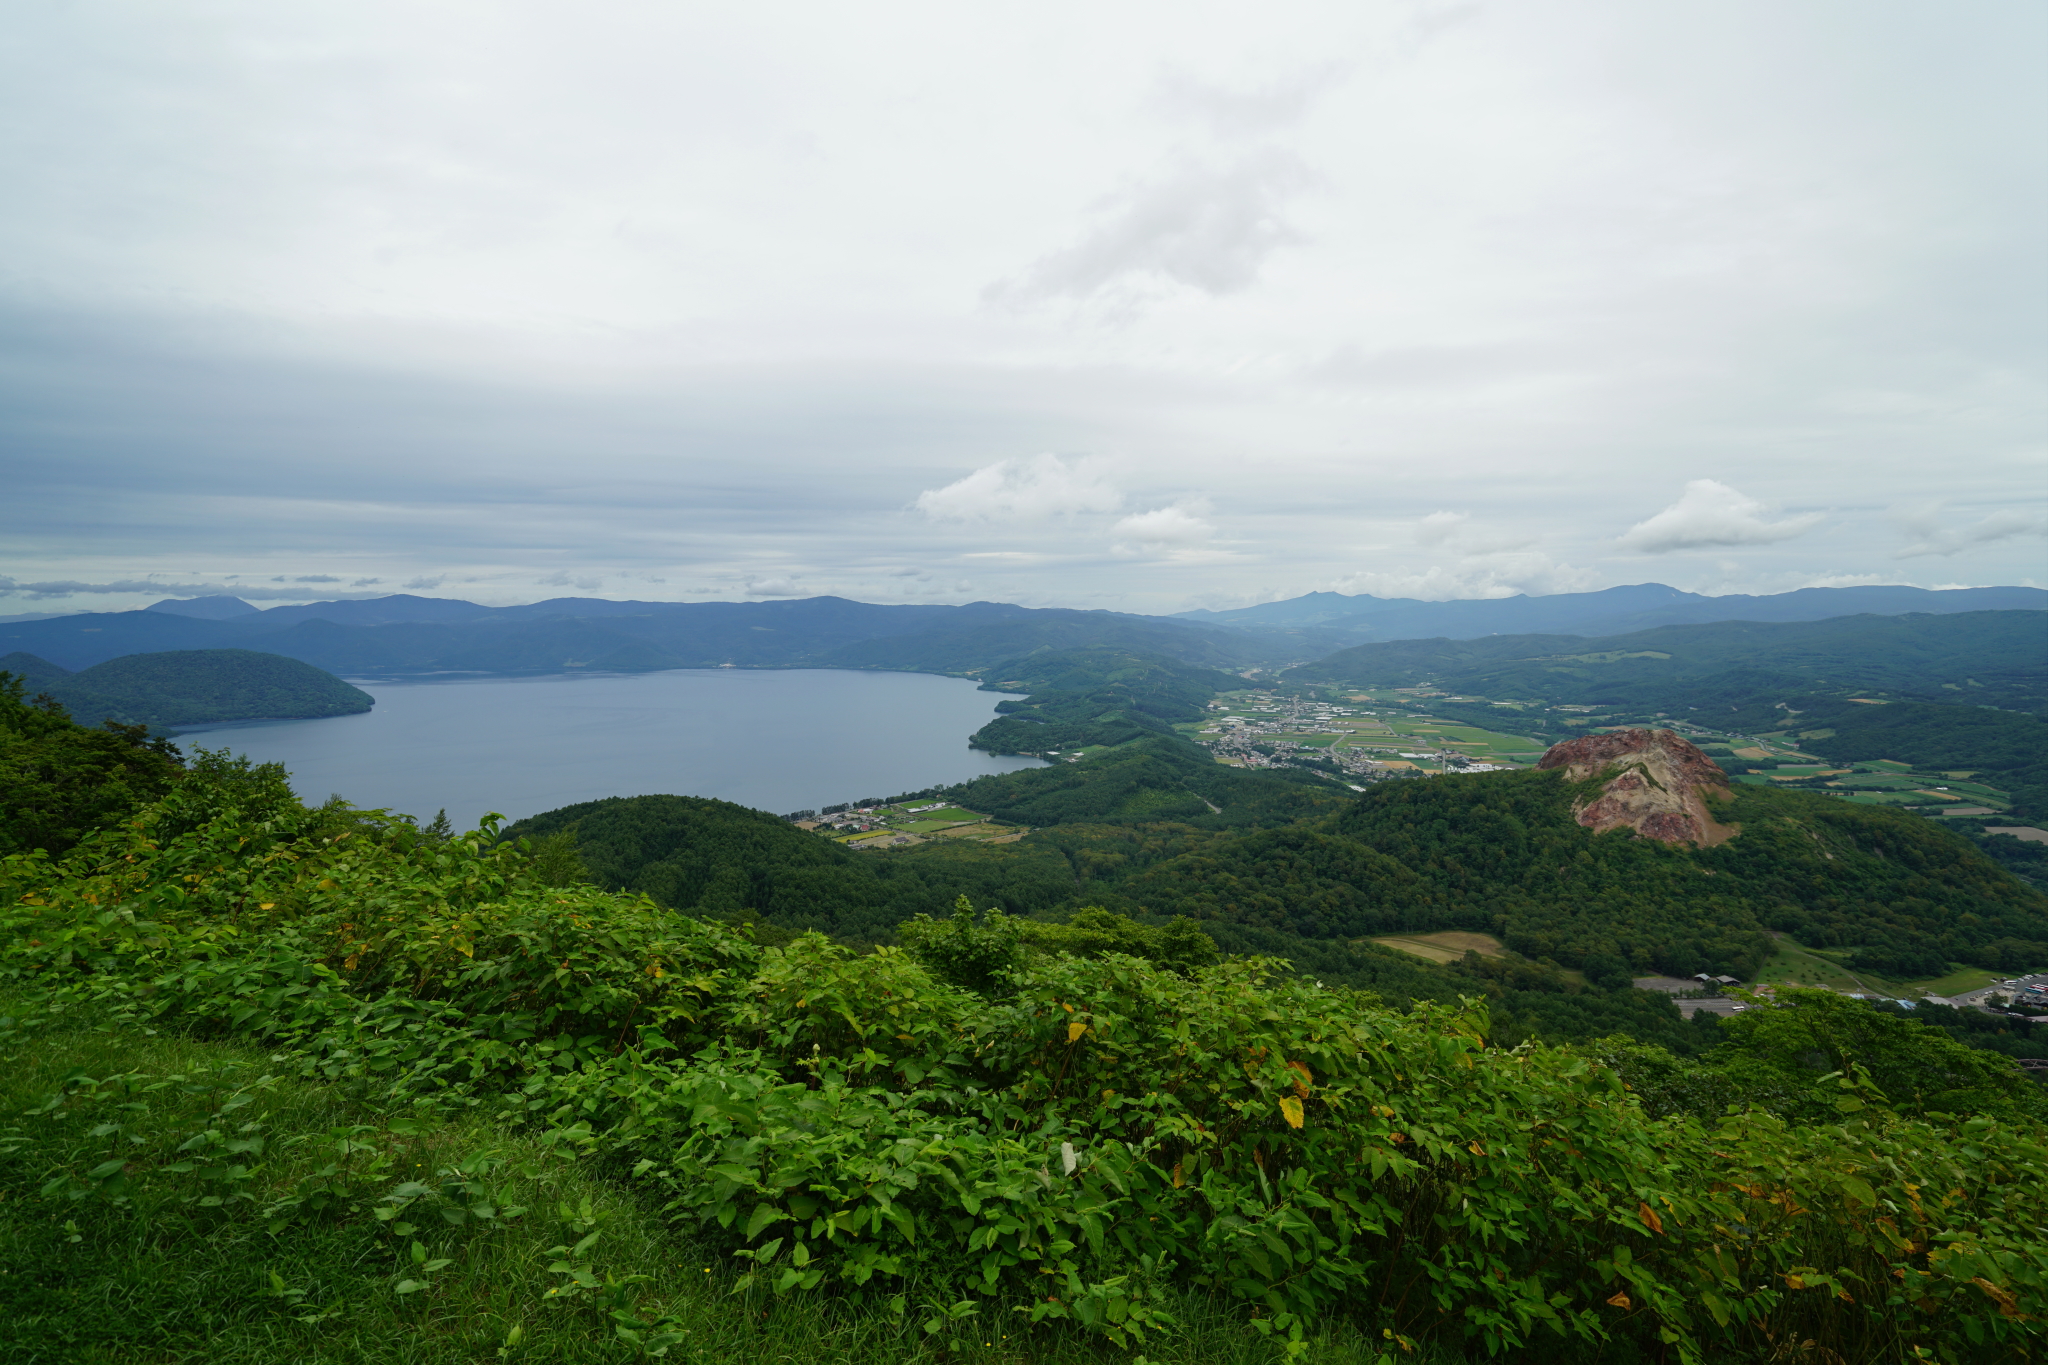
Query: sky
[[1, 0, 2042, 617]]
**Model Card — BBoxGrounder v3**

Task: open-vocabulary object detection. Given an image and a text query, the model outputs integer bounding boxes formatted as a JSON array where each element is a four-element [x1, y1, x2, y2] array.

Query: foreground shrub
[[3, 757, 2044, 1362]]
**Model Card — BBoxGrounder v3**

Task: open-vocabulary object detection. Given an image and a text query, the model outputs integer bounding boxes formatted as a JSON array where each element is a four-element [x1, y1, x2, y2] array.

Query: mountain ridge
[[1178, 581, 2046, 641]]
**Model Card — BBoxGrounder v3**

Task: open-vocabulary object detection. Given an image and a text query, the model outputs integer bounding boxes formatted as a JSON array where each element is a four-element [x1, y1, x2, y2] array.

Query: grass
[[0, 996, 1468, 1365], [1750, 940, 2006, 1000], [1367, 931, 1508, 965], [1752, 937, 1884, 994]]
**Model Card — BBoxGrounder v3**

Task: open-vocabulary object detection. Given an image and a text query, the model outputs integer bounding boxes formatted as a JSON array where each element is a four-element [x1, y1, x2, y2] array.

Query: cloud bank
[[0, 2, 2037, 614]]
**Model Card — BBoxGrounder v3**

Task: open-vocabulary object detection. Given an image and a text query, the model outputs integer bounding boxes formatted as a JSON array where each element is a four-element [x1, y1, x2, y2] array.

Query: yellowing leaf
[[1171, 1162, 1184, 1188], [1638, 1201, 1664, 1235], [1606, 1290, 1630, 1309], [1972, 1277, 2020, 1316], [1278, 1095, 1304, 1129], [258, 903, 275, 911], [1067, 1021, 1086, 1044]]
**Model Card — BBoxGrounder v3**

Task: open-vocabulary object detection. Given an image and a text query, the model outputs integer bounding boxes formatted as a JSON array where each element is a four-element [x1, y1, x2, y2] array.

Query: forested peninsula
[[3, 647, 372, 728]]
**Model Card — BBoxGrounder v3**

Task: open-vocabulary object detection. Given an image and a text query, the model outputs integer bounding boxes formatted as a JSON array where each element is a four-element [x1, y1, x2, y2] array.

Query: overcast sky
[[2, 0, 2041, 616]]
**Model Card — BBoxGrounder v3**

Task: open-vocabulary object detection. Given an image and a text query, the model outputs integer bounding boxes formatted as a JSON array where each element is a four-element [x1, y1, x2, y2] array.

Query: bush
[[5, 764, 2046, 1361]]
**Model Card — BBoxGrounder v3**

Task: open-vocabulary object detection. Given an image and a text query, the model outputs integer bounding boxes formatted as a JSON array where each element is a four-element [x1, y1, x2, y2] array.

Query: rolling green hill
[[40, 649, 374, 728], [501, 794, 1083, 942], [0, 651, 71, 688], [1107, 768, 2048, 981], [966, 647, 1244, 754]]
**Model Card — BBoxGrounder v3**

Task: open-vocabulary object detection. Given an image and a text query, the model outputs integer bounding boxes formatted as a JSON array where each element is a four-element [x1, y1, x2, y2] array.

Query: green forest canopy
[[20, 648, 373, 728]]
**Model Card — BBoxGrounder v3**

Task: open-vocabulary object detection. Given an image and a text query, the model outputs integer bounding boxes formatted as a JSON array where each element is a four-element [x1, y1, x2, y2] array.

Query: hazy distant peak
[[145, 596, 257, 620]]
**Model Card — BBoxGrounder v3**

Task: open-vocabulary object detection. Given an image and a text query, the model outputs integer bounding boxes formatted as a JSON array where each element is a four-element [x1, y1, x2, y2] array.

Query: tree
[[0, 672, 183, 857]]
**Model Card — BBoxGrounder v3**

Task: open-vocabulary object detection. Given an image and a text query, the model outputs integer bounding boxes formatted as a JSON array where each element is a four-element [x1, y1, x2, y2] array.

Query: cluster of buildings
[[1197, 696, 1514, 778]]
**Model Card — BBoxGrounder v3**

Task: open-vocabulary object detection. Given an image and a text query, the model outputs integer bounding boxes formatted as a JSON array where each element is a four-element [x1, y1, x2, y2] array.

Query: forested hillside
[[965, 648, 1243, 753], [32, 649, 374, 728], [511, 726, 2048, 997], [504, 794, 1079, 941], [1112, 769, 2048, 980]]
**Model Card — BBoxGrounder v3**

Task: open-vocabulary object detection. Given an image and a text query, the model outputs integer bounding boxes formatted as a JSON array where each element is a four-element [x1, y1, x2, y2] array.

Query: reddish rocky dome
[[1536, 728, 1739, 847]]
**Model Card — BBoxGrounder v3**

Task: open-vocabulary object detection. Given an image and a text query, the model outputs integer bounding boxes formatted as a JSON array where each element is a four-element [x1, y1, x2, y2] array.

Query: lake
[[174, 669, 1044, 829]]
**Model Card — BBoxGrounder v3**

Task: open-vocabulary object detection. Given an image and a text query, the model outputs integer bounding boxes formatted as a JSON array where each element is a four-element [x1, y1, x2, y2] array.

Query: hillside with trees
[[965, 648, 1245, 753], [28, 648, 373, 728], [0, 669, 183, 856]]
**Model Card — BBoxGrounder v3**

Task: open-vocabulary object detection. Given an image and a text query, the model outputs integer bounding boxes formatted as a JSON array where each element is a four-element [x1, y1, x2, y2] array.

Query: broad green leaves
[[4, 767, 2045, 1360]]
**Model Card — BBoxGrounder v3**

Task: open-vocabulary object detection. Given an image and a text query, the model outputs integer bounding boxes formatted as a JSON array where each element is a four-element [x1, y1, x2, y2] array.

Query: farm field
[[826, 800, 1020, 845], [1368, 931, 1510, 964]]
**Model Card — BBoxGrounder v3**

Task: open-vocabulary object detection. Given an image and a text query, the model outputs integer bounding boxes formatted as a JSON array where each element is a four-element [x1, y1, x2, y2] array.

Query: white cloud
[[743, 576, 804, 597], [989, 150, 1310, 306], [914, 454, 1123, 523], [1110, 500, 1223, 561], [1616, 481, 1821, 554], [1892, 506, 2048, 559], [1111, 502, 1215, 546]]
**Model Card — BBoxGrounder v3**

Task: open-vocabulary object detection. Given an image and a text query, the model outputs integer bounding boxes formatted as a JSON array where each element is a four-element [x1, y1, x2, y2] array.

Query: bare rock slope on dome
[[1536, 728, 1739, 847]]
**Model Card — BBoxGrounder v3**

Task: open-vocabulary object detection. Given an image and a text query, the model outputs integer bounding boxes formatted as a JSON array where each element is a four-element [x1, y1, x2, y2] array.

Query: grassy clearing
[[1751, 941, 2006, 1000], [1367, 931, 1508, 965], [1892, 965, 2008, 997], [0, 999, 1457, 1365], [1752, 937, 1881, 993]]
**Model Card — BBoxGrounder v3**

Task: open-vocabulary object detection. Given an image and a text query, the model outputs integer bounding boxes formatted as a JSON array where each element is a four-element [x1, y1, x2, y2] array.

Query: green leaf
[[744, 1204, 786, 1240]]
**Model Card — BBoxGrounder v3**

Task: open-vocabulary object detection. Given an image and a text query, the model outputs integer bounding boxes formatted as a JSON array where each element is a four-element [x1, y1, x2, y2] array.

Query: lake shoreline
[[171, 668, 1045, 828]]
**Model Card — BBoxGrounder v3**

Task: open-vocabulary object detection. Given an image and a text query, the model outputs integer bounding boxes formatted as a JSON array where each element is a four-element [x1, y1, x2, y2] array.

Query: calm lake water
[[175, 669, 1044, 829]]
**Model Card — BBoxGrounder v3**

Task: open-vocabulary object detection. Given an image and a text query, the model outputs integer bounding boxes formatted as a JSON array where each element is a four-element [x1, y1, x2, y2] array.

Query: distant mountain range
[[1285, 610, 2048, 714], [0, 581, 2037, 681], [1176, 582, 2045, 644], [3, 596, 1267, 677]]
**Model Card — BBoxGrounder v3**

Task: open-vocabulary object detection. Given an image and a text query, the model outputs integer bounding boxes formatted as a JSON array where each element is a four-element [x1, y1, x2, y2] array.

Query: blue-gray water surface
[[175, 670, 1044, 829]]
